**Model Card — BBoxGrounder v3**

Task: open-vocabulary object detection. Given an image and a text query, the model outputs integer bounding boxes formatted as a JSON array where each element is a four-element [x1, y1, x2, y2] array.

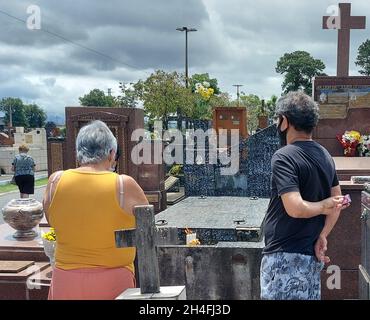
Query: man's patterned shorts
[[260, 252, 324, 300]]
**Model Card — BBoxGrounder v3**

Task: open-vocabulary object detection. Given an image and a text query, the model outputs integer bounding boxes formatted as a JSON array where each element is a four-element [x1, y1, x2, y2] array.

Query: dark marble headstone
[[192, 119, 212, 131], [184, 124, 279, 197], [246, 124, 279, 197]]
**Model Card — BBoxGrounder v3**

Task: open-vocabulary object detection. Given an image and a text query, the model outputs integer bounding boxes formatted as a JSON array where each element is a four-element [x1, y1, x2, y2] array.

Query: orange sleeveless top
[[48, 169, 136, 273]]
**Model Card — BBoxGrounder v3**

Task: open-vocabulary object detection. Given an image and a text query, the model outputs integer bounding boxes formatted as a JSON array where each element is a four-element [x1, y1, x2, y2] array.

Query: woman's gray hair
[[76, 120, 117, 165], [275, 91, 320, 134]]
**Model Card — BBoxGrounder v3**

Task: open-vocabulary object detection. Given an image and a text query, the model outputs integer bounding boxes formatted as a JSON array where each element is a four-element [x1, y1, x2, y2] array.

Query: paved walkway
[[0, 171, 48, 186], [0, 186, 46, 225]]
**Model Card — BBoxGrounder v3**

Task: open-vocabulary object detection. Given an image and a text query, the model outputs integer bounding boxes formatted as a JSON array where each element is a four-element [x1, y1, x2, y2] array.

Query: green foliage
[[191, 99, 211, 120], [59, 127, 66, 137], [169, 164, 183, 176], [24, 104, 47, 128], [208, 92, 233, 108], [240, 94, 261, 133], [266, 95, 278, 119], [135, 70, 194, 129], [118, 82, 141, 107], [276, 51, 326, 95], [0, 97, 27, 127], [356, 39, 370, 76], [79, 88, 117, 107]]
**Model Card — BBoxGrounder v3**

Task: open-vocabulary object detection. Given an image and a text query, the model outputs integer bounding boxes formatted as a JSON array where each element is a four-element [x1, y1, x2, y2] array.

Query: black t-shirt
[[263, 141, 339, 256]]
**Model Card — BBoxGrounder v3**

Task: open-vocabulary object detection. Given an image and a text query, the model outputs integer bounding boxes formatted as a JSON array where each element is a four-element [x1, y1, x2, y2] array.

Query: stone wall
[[157, 242, 263, 300]]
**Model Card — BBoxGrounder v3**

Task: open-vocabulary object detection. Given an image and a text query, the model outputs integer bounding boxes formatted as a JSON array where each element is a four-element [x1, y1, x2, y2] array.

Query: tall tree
[[118, 82, 142, 107], [135, 70, 194, 130], [356, 39, 370, 76], [266, 95, 278, 119], [240, 94, 261, 134], [79, 89, 117, 107], [24, 104, 47, 128], [0, 97, 27, 127], [276, 51, 326, 95]]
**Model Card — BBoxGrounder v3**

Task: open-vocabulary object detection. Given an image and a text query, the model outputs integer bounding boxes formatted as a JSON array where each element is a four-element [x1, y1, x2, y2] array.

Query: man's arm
[[315, 185, 345, 263], [281, 191, 344, 219], [320, 185, 342, 237]]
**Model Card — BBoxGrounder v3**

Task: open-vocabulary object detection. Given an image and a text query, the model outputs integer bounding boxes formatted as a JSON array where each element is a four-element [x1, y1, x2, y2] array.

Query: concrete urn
[[2, 198, 44, 240]]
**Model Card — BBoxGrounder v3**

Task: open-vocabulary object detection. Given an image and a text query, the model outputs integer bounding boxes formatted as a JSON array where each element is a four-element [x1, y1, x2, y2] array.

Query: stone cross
[[323, 3, 366, 77], [115, 205, 160, 294]]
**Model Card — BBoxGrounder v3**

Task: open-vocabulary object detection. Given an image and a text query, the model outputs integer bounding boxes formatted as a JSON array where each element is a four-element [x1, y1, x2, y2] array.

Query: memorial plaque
[[313, 77, 370, 156]]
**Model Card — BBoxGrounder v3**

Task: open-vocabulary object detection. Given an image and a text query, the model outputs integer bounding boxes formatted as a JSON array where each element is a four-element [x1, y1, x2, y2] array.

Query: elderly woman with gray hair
[[43, 120, 148, 300]]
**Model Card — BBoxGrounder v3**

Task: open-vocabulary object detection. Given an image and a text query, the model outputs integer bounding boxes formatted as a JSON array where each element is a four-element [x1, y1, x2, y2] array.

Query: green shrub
[[169, 164, 183, 176]]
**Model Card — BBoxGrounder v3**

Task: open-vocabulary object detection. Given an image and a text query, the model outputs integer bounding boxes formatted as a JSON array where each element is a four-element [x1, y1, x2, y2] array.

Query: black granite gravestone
[[184, 124, 279, 197]]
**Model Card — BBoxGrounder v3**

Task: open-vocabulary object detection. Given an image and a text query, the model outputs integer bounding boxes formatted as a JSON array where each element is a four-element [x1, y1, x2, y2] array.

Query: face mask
[[277, 118, 288, 147]]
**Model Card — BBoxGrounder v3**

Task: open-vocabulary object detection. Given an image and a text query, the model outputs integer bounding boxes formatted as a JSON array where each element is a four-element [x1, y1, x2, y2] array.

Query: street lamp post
[[176, 27, 197, 87], [233, 84, 243, 107], [9, 105, 13, 128], [177, 26, 197, 130]]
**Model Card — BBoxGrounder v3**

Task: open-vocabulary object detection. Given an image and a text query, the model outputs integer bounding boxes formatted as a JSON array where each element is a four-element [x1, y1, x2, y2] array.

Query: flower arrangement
[[359, 135, 370, 157], [336, 130, 361, 157], [185, 228, 200, 247], [41, 228, 56, 267], [41, 227, 56, 241], [195, 82, 214, 101]]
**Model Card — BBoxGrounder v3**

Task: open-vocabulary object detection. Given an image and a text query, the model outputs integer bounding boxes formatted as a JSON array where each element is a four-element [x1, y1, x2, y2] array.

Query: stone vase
[[42, 238, 56, 268], [2, 198, 44, 240]]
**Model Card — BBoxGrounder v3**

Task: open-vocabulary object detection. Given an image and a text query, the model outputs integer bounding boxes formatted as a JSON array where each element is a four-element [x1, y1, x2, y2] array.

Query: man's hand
[[314, 234, 330, 264], [321, 196, 345, 215]]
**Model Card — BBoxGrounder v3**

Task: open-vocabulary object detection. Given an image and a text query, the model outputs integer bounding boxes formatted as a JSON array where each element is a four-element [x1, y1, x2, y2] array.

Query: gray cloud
[[0, 0, 369, 117]]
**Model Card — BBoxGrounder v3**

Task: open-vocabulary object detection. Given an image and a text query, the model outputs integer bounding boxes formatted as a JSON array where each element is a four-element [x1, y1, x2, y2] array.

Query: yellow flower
[[187, 239, 201, 246], [42, 228, 56, 241]]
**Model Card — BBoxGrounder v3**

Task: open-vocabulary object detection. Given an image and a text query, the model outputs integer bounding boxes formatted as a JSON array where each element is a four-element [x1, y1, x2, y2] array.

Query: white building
[[0, 127, 47, 174]]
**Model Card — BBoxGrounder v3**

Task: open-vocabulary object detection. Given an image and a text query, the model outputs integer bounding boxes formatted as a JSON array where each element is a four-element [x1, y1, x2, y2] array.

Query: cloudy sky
[[0, 0, 369, 121]]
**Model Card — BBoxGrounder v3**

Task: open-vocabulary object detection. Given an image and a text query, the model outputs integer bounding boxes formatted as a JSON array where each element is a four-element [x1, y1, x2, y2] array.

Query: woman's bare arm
[[118, 175, 149, 215]]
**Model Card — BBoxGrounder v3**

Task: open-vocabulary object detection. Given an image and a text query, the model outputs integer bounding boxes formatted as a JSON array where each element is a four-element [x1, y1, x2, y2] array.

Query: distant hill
[[46, 113, 65, 126]]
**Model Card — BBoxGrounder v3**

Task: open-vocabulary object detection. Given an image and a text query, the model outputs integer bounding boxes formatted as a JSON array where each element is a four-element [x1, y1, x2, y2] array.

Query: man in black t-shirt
[[260, 91, 350, 300]]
